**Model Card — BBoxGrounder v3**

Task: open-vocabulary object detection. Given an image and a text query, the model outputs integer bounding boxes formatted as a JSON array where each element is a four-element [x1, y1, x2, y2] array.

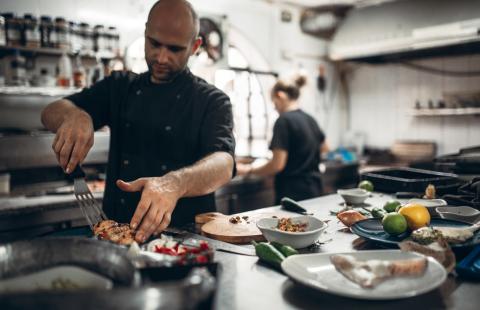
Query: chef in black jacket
[[237, 75, 328, 203], [41, 0, 235, 243]]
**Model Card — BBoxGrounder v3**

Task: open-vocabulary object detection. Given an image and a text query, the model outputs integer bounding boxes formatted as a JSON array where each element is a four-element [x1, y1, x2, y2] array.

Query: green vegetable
[[252, 241, 285, 267], [371, 207, 386, 219], [270, 241, 299, 257]]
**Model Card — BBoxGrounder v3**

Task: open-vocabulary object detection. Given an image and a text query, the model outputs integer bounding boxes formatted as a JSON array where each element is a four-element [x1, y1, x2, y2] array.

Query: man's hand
[[52, 111, 94, 173], [236, 163, 252, 176], [116, 174, 186, 243]]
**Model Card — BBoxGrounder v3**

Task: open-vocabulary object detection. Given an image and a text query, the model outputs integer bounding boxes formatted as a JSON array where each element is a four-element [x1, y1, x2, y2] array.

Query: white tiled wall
[[347, 54, 480, 156]]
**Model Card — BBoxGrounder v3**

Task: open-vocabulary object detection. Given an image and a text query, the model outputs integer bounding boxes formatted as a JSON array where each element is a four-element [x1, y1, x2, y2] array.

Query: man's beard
[[147, 63, 183, 83]]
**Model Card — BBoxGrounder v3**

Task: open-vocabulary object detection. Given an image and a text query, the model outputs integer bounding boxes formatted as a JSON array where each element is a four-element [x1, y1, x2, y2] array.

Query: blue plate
[[350, 218, 480, 248]]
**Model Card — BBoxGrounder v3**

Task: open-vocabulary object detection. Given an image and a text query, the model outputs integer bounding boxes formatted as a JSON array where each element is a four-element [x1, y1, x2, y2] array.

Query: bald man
[[41, 0, 235, 243]]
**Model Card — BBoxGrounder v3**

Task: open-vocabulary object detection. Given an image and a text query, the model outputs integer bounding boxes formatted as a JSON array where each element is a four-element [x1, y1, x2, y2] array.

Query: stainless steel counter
[[0, 193, 479, 309], [213, 194, 479, 310]]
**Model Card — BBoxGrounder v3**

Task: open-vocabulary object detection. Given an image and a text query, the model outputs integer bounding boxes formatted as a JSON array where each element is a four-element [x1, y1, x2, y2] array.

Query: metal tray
[[361, 167, 460, 194]]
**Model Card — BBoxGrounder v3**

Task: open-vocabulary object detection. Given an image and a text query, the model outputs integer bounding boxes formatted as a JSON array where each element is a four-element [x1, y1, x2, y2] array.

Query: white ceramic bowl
[[337, 188, 370, 205], [436, 206, 480, 223], [256, 216, 328, 249]]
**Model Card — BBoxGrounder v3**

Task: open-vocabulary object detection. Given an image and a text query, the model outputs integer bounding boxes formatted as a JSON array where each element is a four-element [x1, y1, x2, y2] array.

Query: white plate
[[281, 250, 446, 300]]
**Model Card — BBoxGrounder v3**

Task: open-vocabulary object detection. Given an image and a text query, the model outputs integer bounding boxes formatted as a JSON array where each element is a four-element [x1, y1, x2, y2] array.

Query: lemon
[[382, 213, 408, 236], [383, 200, 401, 213], [398, 203, 431, 230], [358, 180, 374, 192]]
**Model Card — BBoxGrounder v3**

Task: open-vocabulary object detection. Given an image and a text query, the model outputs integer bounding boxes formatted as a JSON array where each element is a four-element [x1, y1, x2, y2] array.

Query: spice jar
[[0, 16, 6, 46], [79, 22, 94, 54], [69, 21, 81, 53], [108, 26, 120, 55], [3, 13, 23, 47], [54, 17, 69, 49], [40, 15, 54, 48], [23, 14, 41, 48], [94, 24, 106, 52]]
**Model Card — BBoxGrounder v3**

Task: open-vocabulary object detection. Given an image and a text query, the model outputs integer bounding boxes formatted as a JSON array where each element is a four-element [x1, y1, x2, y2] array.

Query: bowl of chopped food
[[256, 216, 328, 249]]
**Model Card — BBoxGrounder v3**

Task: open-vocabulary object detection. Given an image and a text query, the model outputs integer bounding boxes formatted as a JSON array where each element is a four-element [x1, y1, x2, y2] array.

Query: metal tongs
[[70, 165, 107, 230]]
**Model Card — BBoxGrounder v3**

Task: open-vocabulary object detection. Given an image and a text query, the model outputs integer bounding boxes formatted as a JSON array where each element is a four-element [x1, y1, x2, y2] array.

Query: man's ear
[[191, 37, 203, 55]]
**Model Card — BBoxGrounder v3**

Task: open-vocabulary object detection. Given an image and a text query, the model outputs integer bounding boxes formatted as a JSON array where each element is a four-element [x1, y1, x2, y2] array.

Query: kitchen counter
[[1, 193, 478, 309], [213, 194, 479, 310]]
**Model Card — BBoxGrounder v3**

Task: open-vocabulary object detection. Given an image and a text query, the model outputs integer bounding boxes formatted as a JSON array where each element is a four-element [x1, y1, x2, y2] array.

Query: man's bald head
[[147, 0, 200, 40]]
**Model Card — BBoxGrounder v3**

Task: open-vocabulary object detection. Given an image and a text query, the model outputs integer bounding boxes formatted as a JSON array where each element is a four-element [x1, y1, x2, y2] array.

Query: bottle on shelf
[[4, 49, 27, 86], [57, 52, 72, 87], [73, 55, 86, 88], [0, 15, 6, 46], [69, 21, 81, 53]]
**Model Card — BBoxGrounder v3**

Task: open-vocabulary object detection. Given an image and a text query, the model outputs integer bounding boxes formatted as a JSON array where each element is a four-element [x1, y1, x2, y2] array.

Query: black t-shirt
[[270, 109, 325, 201], [65, 69, 235, 226]]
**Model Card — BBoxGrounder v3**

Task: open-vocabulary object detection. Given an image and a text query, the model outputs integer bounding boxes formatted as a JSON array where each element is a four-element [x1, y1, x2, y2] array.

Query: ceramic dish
[[350, 218, 480, 249], [436, 206, 480, 223], [337, 188, 370, 205], [281, 250, 446, 300], [256, 216, 328, 249], [407, 198, 447, 216]]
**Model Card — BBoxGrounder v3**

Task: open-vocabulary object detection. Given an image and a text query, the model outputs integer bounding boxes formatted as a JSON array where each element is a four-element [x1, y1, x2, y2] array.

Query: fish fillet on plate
[[330, 254, 428, 288]]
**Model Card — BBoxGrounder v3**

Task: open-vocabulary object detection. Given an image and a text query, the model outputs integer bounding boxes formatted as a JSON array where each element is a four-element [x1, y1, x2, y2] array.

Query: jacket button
[[161, 165, 167, 171], [165, 126, 172, 131], [136, 90, 142, 95], [123, 159, 129, 165]]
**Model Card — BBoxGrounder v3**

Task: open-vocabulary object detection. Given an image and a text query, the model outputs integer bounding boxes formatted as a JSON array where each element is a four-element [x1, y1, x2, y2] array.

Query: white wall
[[346, 54, 480, 156]]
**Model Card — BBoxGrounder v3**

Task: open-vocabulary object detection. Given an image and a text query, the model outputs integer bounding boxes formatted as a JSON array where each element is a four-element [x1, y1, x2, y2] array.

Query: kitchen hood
[[329, 0, 480, 62]]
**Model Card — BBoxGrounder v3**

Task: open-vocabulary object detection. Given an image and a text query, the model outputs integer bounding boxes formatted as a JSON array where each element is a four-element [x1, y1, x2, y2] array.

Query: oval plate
[[350, 218, 480, 248], [281, 250, 446, 300]]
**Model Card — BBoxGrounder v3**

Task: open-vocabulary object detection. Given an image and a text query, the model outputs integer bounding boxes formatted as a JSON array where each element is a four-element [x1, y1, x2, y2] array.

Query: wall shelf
[[0, 45, 115, 60], [409, 107, 480, 116]]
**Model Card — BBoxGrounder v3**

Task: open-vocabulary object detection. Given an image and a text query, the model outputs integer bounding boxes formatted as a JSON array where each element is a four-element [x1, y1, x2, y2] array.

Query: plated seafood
[[93, 220, 135, 245], [411, 222, 480, 244], [330, 254, 428, 288]]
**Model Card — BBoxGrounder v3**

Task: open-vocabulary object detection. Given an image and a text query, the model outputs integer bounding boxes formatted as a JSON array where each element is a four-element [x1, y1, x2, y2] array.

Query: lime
[[383, 200, 401, 213], [382, 213, 408, 236], [358, 180, 374, 192]]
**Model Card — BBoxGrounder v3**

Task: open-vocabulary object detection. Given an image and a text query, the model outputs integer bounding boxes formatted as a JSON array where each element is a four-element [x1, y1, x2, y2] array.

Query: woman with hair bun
[[237, 75, 328, 203]]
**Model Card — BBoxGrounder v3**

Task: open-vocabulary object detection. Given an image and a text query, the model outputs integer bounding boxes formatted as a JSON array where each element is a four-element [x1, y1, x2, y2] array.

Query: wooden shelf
[[409, 107, 480, 116], [0, 45, 115, 60]]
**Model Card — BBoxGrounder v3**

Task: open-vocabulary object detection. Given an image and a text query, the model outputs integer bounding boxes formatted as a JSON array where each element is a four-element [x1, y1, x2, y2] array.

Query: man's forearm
[[169, 151, 234, 197], [41, 99, 86, 132]]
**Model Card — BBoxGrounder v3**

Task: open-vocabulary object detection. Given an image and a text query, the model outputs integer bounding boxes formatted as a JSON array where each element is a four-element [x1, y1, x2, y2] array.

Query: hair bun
[[294, 75, 307, 88]]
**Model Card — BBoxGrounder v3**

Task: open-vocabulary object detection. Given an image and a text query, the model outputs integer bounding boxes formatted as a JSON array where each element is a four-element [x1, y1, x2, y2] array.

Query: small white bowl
[[436, 206, 480, 223], [256, 216, 328, 249], [337, 188, 370, 205], [408, 198, 448, 216]]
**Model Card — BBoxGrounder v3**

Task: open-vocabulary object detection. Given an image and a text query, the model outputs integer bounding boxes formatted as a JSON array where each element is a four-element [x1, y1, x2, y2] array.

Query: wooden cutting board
[[195, 210, 292, 244]]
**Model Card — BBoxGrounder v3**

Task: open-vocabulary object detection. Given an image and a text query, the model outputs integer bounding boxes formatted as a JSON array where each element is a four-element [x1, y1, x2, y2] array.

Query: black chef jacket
[[65, 69, 235, 226], [270, 109, 325, 204]]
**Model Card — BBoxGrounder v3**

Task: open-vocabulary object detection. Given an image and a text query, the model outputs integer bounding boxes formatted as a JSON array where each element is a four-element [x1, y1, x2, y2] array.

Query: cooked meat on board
[[93, 220, 135, 245]]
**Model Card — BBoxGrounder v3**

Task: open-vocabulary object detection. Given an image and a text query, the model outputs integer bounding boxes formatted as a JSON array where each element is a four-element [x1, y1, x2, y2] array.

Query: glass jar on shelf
[[3, 13, 23, 47], [54, 17, 70, 49], [40, 15, 54, 48], [69, 21, 81, 53], [79, 22, 94, 54], [0, 16, 6, 46], [93, 24, 106, 53], [4, 49, 27, 86], [108, 26, 120, 55], [23, 14, 41, 48]]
